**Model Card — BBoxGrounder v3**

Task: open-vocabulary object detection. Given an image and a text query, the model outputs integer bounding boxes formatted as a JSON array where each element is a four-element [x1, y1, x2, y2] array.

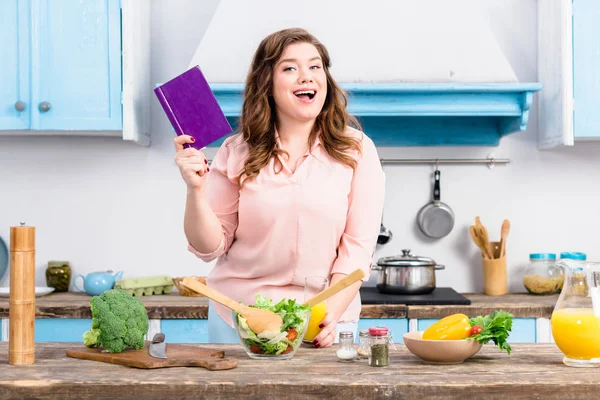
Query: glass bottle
[[551, 259, 600, 367], [336, 331, 357, 362], [523, 253, 563, 295], [357, 329, 370, 359], [368, 327, 389, 367], [45, 261, 71, 292]]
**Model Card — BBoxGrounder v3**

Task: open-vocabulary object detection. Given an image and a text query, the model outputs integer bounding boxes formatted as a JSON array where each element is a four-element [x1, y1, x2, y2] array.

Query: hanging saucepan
[[372, 249, 445, 294], [416, 168, 455, 238]]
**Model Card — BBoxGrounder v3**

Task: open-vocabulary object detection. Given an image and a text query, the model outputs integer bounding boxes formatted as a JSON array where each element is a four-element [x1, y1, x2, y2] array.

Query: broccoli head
[[82, 289, 149, 353]]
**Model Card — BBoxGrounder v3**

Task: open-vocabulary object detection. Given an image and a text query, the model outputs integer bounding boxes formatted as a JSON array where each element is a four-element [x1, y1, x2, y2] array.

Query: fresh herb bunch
[[468, 310, 514, 354]]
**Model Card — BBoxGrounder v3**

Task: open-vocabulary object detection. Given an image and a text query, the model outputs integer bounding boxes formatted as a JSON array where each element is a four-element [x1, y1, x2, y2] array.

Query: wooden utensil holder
[[482, 241, 507, 296], [9, 223, 36, 365]]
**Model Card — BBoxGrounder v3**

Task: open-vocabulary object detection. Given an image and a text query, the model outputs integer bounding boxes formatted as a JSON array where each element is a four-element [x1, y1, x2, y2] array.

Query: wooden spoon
[[479, 223, 494, 259], [470, 226, 492, 259], [475, 216, 482, 227], [302, 269, 366, 307], [181, 277, 283, 335], [499, 219, 510, 258], [475, 216, 494, 257]]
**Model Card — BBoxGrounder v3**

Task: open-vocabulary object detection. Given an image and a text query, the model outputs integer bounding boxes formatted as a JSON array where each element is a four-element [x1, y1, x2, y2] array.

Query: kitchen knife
[[149, 333, 167, 359]]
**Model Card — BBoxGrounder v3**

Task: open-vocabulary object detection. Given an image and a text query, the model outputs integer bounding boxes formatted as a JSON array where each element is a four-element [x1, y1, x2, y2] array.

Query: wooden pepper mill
[[9, 222, 36, 365]]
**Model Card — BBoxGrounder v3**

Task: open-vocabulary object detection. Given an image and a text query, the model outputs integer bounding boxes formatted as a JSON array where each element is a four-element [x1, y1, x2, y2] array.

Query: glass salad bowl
[[233, 295, 311, 360]]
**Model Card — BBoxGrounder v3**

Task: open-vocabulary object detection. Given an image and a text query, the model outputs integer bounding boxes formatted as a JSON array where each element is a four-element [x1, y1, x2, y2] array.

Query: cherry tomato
[[282, 345, 293, 354], [249, 344, 264, 354], [286, 328, 298, 342], [470, 325, 483, 336]]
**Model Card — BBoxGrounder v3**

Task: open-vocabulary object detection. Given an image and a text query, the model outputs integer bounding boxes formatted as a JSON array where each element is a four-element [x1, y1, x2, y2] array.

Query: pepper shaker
[[9, 222, 36, 365]]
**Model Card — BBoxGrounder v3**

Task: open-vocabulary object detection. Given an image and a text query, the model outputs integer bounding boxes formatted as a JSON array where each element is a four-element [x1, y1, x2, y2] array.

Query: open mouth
[[293, 90, 316, 101]]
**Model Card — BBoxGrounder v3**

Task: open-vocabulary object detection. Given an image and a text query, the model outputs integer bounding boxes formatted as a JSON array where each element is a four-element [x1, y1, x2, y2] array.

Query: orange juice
[[551, 308, 600, 359], [304, 302, 327, 341]]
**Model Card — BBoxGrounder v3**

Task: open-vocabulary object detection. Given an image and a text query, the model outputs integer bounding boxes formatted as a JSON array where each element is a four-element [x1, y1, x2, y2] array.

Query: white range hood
[[188, 0, 541, 146]]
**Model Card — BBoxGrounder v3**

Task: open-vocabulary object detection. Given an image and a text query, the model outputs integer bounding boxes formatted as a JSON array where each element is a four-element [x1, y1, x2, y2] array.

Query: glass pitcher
[[551, 259, 600, 367]]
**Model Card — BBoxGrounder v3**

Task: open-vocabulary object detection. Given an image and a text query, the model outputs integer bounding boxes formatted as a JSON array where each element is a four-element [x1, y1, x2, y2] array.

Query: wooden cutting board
[[66, 342, 237, 370]]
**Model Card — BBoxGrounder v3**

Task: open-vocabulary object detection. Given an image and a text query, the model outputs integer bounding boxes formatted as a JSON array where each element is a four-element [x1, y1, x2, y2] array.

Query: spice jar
[[46, 261, 71, 292], [523, 253, 563, 295], [368, 327, 389, 367], [336, 331, 357, 362], [357, 329, 370, 359]]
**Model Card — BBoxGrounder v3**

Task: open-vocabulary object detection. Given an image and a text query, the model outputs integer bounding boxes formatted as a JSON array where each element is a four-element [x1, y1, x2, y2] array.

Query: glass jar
[[46, 261, 71, 292], [523, 253, 563, 295], [560, 253, 587, 294], [336, 331, 357, 362], [368, 327, 389, 367], [357, 329, 370, 359]]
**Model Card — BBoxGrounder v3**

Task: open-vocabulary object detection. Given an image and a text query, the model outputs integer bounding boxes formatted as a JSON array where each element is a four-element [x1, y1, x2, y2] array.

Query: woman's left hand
[[312, 313, 338, 348]]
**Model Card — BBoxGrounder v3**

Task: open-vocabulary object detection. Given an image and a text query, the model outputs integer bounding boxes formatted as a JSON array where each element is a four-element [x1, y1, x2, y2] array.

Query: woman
[[174, 28, 385, 347]]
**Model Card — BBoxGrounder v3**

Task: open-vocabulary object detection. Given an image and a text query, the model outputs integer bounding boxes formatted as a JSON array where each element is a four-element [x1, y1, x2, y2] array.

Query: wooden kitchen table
[[0, 342, 596, 399]]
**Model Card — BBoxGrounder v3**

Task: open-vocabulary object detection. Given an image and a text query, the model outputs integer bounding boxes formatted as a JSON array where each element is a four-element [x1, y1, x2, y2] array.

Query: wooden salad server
[[303, 269, 366, 307], [181, 277, 283, 335]]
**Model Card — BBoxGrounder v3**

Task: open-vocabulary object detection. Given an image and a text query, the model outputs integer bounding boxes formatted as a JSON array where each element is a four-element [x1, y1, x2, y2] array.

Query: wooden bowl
[[172, 276, 206, 296], [403, 331, 482, 364]]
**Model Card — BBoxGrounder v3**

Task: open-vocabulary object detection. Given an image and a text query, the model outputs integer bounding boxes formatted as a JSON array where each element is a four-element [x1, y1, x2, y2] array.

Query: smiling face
[[272, 42, 328, 125]]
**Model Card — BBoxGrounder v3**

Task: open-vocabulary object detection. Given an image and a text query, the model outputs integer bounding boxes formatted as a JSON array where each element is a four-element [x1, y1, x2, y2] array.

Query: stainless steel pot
[[372, 249, 445, 294]]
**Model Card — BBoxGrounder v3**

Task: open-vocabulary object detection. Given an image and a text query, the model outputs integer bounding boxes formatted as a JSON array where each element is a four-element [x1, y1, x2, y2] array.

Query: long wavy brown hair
[[237, 28, 362, 186]]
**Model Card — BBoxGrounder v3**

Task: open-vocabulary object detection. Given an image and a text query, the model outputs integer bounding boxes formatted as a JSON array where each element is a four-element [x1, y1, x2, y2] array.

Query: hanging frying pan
[[417, 168, 455, 238]]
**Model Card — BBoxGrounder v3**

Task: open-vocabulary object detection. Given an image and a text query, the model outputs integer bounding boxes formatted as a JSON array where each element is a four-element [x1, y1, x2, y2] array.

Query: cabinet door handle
[[15, 101, 26, 112], [39, 101, 51, 112]]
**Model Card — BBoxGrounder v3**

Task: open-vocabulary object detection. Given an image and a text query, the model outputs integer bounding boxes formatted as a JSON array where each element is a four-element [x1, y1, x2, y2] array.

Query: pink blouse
[[188, 127, 385, 327]]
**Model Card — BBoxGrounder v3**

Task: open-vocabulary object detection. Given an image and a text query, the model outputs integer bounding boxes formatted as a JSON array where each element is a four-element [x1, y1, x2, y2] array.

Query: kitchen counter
[[0, 292, 558, 319], [0, 342, 594, 399]]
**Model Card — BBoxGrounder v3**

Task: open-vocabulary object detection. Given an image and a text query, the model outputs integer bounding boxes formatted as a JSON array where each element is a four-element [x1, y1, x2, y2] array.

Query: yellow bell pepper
[[422, 313, 472, 340]]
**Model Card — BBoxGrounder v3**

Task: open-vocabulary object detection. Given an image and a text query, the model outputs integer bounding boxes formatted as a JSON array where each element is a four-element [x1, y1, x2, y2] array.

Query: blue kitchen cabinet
[[572, 0, 600, 139], [417, 318, 536, 343], [538, 0, 600, 147], [161, 319, 210, 344], [0, 0, 30, 130], [34, 318, 91, 342], [0, 0, 122, 131], [33, 0, 122, 130]]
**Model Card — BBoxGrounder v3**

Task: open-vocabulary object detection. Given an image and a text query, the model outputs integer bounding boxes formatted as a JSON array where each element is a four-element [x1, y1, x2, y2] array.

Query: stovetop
[[359, 287, 471, 305]]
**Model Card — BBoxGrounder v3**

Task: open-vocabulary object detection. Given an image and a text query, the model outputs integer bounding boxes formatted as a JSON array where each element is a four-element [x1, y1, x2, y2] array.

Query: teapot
[[551, 259, 600, 367], [73, 270, 124, 296]]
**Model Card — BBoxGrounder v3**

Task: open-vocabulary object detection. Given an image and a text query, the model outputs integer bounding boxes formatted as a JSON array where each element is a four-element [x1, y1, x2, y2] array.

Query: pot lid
[[376, 249, 437, 267]]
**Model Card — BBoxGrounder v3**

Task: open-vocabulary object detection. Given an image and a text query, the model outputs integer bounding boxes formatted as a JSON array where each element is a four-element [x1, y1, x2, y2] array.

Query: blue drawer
[[35, 318, 91, 342], [509, 318, 536, 343], [357, 318, 409, 344], [417, 318, 439, 332], [161, 319, 209, 343]]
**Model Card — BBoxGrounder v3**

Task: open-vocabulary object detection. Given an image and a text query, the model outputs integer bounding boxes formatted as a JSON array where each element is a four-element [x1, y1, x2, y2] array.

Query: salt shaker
[[9, 222, 36, 365], [357, 329, 370, 359], [336, 331, 357, 362]]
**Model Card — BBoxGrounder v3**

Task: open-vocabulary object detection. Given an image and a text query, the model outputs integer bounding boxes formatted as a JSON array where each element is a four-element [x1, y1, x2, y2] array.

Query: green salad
[[236, 294, 310, 356]]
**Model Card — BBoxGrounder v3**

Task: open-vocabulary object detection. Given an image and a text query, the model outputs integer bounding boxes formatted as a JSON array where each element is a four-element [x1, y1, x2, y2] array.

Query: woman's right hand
[[174, 135, 209, 191]]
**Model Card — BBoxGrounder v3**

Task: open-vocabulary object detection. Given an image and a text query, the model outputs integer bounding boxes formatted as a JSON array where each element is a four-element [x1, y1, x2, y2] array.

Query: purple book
[[154, 65, 233, 149]]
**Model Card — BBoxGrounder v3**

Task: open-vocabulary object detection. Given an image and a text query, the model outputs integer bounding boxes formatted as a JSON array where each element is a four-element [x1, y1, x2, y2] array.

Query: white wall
[[0, 0, 598, 294]]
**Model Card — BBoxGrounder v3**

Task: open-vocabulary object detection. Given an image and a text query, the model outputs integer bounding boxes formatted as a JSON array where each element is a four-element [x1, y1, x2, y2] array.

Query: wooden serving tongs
[[469, 217, 511, 259], [181, 269, 366, 335]]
